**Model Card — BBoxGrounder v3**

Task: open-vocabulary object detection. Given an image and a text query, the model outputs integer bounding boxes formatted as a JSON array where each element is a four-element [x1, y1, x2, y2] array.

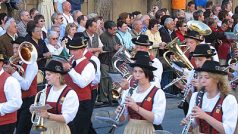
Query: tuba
[[31, 84, 48, 132], [9, 41, 38, 74], [111, 46, 133, 99]]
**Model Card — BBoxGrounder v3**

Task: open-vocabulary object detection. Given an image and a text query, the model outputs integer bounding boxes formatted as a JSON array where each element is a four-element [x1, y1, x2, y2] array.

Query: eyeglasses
[[51, 37, 59, 40], [39, 20, 45, 22]]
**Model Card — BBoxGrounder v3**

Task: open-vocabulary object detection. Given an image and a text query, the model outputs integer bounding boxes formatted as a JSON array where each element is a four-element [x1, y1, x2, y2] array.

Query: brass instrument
[[9, 41, 38, 74], [31, 84, 48, 132], [111, 46, 133, 99], [223, 58, 238, 71], [187, 20, 212, 36]]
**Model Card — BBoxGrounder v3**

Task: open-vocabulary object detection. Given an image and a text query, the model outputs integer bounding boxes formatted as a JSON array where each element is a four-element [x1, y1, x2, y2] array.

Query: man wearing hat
[[3, 38, 38, 134], [0, 51, 22, 134], [64, 35, 96, 134], [131, 35, 163, 89], [73, 32, 101, 134]]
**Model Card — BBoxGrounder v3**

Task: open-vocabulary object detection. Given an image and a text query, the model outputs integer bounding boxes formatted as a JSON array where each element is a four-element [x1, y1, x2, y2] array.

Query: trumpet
[[31, 84, 48, 132]]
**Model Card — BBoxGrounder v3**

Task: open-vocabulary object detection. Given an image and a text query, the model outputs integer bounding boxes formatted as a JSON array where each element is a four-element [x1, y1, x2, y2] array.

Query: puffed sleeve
[[61, 90, 79, 124], [152, 89, 166, 125]]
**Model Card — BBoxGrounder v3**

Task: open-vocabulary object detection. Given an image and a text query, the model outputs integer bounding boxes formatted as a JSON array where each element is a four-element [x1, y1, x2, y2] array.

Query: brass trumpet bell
[[18, 41, 38, 64]]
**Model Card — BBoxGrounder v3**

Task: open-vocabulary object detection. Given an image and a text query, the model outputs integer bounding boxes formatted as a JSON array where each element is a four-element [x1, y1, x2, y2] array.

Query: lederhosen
[[64, 58, 93, 134], [0, 72, 16, 134], [16, 63, 37, 134], [127, 86, 163, 130], [197, 94, 225, 134]]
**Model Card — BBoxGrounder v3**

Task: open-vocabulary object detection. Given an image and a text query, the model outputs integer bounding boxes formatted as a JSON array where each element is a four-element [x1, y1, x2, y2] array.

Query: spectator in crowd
[[34, 14, 47, 39], [77, 15, 87, 32], [129, 19, 142, 38], [221, 0, 233, 16], [218, 10, 231, 27], [38, 0, 54, 29], [62, 23, 78, 43], [46, 31, 65, 56], [159, 17, 176, 44], [17, 10, 30, 37], [25, 20, 50, 69], [155, 9, 166, 24], [53, 0, 67, 13], [145, 19, 162, 56], [29, 8, 39, 19], [0, 13, 7, 36], [212, 5, 221, 21], [118, 12, 131, 29], [185, 1, 196, 21], [131, 11, 142, 20], [205, 0, 213, 10], [141, 15, 150, 33], [116, 20, 134, 51], [0, 18, 17, 59], [233, 14, 238, 33], [175, 19, 188, 42], [51, 25, 61, 37], [62, 1, 74, 25], [204, 9, 214, 20], [72, 10, 83, 26], [99, 20, 121, 104], [83, 19, 103, 57], [51, 12, 66, 39], [193, 10, 205, 22], [176, 10, 186, 19], [95, 16, 104, 35]]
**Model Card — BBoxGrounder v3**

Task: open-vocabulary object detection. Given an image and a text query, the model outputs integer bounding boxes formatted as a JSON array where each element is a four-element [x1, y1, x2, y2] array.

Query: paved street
[[93, 96, 185, 134], [31, 95, 185, 134]]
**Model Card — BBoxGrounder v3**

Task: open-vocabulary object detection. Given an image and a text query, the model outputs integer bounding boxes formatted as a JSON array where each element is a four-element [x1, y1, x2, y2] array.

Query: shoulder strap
[[56, 85, 72, 114]]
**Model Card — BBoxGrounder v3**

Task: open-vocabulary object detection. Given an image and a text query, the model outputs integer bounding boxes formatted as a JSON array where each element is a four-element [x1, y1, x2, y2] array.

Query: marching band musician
[[176, 44, 216, 116], [120, 35, 163, 89], [181, 60, 238, 134], [36, 59, 79, 134], [0, 51, 22, 134], [3, 38, 38, 134], [115, 51, 166, 134], [63, 34, 96, 134]]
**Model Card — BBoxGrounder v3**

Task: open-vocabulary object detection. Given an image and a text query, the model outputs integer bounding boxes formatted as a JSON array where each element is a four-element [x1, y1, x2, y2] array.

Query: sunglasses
[[51, 37, 59, 40]]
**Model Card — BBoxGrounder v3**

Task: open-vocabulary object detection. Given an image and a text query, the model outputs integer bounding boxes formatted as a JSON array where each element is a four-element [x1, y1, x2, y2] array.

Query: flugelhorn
[[9, 41, 38, 74], [31, 84, 48, 132]]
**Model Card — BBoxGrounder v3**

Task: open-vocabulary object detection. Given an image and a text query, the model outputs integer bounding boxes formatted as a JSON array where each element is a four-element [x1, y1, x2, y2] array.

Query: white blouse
[[47, 85, 79, 124], [46, 43, 64, 56], [187, 92, 238, 134], [121, 83, 166, 125]]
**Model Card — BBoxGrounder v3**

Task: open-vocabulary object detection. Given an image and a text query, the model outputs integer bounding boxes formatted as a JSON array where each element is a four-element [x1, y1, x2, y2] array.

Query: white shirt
[[86, 31, 104, 48], [47, 85, 79, 124], [0, 26, 6, 37], [151, 57, 163, 88], [62, 13, 74, 25], [12, 62, 38, 91], [46, 43, 64, 56], [83, 50, 101, 86], [187, 92, 238, 134], [0, 69, 22, 116], [121, 84, 166, 125], [68, 57, 96, 88]]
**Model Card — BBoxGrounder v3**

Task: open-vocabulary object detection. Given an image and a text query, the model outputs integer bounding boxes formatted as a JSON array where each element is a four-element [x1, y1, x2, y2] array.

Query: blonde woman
[[35, 59, 79, 134], [181, 61, 238, 133], [62, 23, 78, 42]]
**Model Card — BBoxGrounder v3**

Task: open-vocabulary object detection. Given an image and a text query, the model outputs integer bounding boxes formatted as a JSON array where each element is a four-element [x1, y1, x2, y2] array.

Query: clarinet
[[181, 87, 205, 134], [108, 80, 138, 134]]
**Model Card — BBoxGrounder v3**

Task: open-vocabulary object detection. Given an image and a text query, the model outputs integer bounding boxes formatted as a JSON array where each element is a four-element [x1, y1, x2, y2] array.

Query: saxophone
[[108, 80, 138, 134]]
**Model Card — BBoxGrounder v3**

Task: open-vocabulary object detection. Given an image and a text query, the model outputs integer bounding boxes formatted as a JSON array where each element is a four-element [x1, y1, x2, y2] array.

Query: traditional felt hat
[[132, 35, 153, 46], [66, 32, 89, 50], [43, 59, 68, 74], [184, 30, 204, 42], [192, 44, 216, 57], [195, 60, 227, 75], [129, 51, 156, 71]]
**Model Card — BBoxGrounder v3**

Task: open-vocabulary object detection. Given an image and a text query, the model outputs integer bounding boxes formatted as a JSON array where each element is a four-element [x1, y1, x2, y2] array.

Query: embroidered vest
[[64, 59, 92, 101], [46, 86, 72, 114], [198, 95, 225, 134], [0, 72, 17, 125], [128, 86, 158, 120]]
